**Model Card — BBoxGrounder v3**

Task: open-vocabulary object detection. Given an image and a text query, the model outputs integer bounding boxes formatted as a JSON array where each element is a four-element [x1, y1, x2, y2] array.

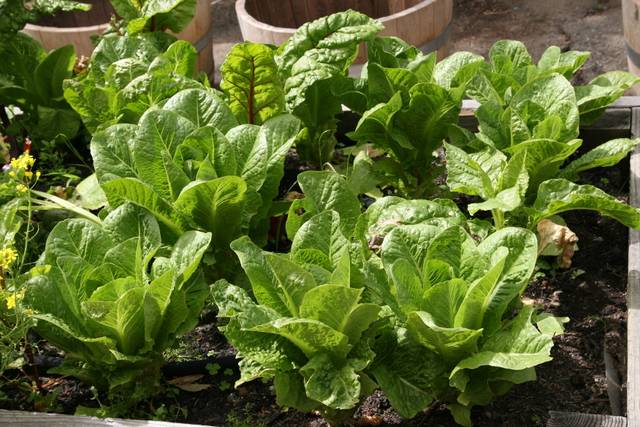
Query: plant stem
[[18, 192, 33, 274], [492, 209, 505, 229]]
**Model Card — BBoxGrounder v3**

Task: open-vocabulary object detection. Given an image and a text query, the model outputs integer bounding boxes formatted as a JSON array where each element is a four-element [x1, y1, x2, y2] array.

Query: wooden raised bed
[[1, 99, 639, 427], [22, 0, 214, 75]]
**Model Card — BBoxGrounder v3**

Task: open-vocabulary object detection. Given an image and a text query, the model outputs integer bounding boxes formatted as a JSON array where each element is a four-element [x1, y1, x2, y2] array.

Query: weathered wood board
[[628, 106, 640, 427], [547, 411, 627, 427], [0, 410, 209, 427]]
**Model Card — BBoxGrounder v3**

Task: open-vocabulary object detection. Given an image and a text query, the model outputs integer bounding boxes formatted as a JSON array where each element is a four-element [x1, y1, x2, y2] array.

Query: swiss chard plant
[[220, 42, 285, 126], [24, 203, 211, 399], [365, 223, 565, 426], [107, 0, 196, 35], [273, 10, 382, 165], [92, 87, 301, 276], [346, 36, 484, 197], [64, 34, 203, 133]]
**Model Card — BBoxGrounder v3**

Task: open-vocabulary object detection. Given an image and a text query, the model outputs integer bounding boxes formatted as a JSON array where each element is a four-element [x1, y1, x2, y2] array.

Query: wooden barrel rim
[[24, 21, 109, 33], [236, 0, 451, 36]]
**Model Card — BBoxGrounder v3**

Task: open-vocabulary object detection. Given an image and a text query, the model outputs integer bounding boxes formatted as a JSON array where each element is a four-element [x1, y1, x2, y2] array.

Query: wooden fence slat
[[0, 410, 209, 427], [628, 107, 640, 427], [547, 411, 627, 427]]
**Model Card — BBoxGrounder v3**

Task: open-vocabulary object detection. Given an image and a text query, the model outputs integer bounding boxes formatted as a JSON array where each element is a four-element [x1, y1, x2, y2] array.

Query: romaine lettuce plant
[[64, 34, 203, 133], [92, 87, 301, 275], [24, 203, 211, 399], [442, 40, 640, 266], [467, 40, 640, 127], [365, 223, 564, 426], [347, 37, 484, 197], [213, 211, 381, 425]]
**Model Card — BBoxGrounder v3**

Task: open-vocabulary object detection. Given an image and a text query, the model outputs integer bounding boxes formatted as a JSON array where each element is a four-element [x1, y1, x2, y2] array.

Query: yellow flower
[[0, 247, 18, 270], [24, 171, 33, 178], [10, 153, 35, 171], [8, 171, 16, 178], [5, 291, 24, 310], [5, 294, 16, 309], [35, 171, 41, 179], [16, 184, 28, 193]]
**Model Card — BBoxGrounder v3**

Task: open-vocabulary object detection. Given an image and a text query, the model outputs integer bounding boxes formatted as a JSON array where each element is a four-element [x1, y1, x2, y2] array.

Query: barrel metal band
[[418, 19, 452, 54], [194, 26, 215, 53], [627, 41, 640, 68]]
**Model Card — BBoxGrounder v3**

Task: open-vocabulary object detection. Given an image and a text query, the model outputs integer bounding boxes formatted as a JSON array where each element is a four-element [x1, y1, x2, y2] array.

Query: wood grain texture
[[629, 107, 640, 427], [547, 412, 627, 427], [0, 410, 209, 427]]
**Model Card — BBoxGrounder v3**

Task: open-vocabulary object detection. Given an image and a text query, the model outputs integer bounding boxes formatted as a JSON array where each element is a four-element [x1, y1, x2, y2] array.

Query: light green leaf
[[537, 46, 589, 79], [133, 109, 194, 201], [533, 179, 640, 229], [221, 42, 285, 125], [250, 318, 350, 359], [576, 71, 640, 124], [560, 138, 640, 180], [509, 73, 580, 143], [291, 210, 350, 272], [275, 10, 383, 110], [300, 353, 361, 410], [444, 143, 495, 199], [174, 176, 247, 247], [287, 171, 361, 238], [163, 88, 238, 133], [407, 311, 482, 362]]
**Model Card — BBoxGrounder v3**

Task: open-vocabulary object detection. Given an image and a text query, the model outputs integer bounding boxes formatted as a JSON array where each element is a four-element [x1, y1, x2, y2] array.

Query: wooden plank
[[460, 97, 640, 112], [387, 0, 406, 15], [289, 0, 309, 27], [273, 1, 296, 28], [0, 410, 209, 427], [547, 412, 627, 427], [605, 348, 623, 416], [629, 107, 640, 427]]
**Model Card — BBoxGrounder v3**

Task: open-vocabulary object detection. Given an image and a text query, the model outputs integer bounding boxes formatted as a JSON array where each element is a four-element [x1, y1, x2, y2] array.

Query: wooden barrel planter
[[22, 0, 214, 75], [235, 0, 453, 62], [622, 0, 640, 95]]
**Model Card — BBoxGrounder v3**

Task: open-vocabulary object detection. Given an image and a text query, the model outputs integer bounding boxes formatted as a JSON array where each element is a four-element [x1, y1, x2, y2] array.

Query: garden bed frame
[[1, 98, 640, 427]]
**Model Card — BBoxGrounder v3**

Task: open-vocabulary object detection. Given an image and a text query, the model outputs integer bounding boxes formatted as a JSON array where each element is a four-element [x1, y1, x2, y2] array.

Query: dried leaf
[[537, 219, 579, 268], [168, 374, 212, 392]]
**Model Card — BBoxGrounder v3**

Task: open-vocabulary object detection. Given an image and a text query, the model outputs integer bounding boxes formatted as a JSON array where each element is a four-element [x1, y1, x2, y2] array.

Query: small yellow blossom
[[10, 153, 35, 171], [0, 247, 18, 270], [8, 171, 16, 178], [16, 184, 28, 193], [24, 171, 32, 178], [4, 290, 24, 310], [5, 294, 16, 309], [35, 171, 41, 179]]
